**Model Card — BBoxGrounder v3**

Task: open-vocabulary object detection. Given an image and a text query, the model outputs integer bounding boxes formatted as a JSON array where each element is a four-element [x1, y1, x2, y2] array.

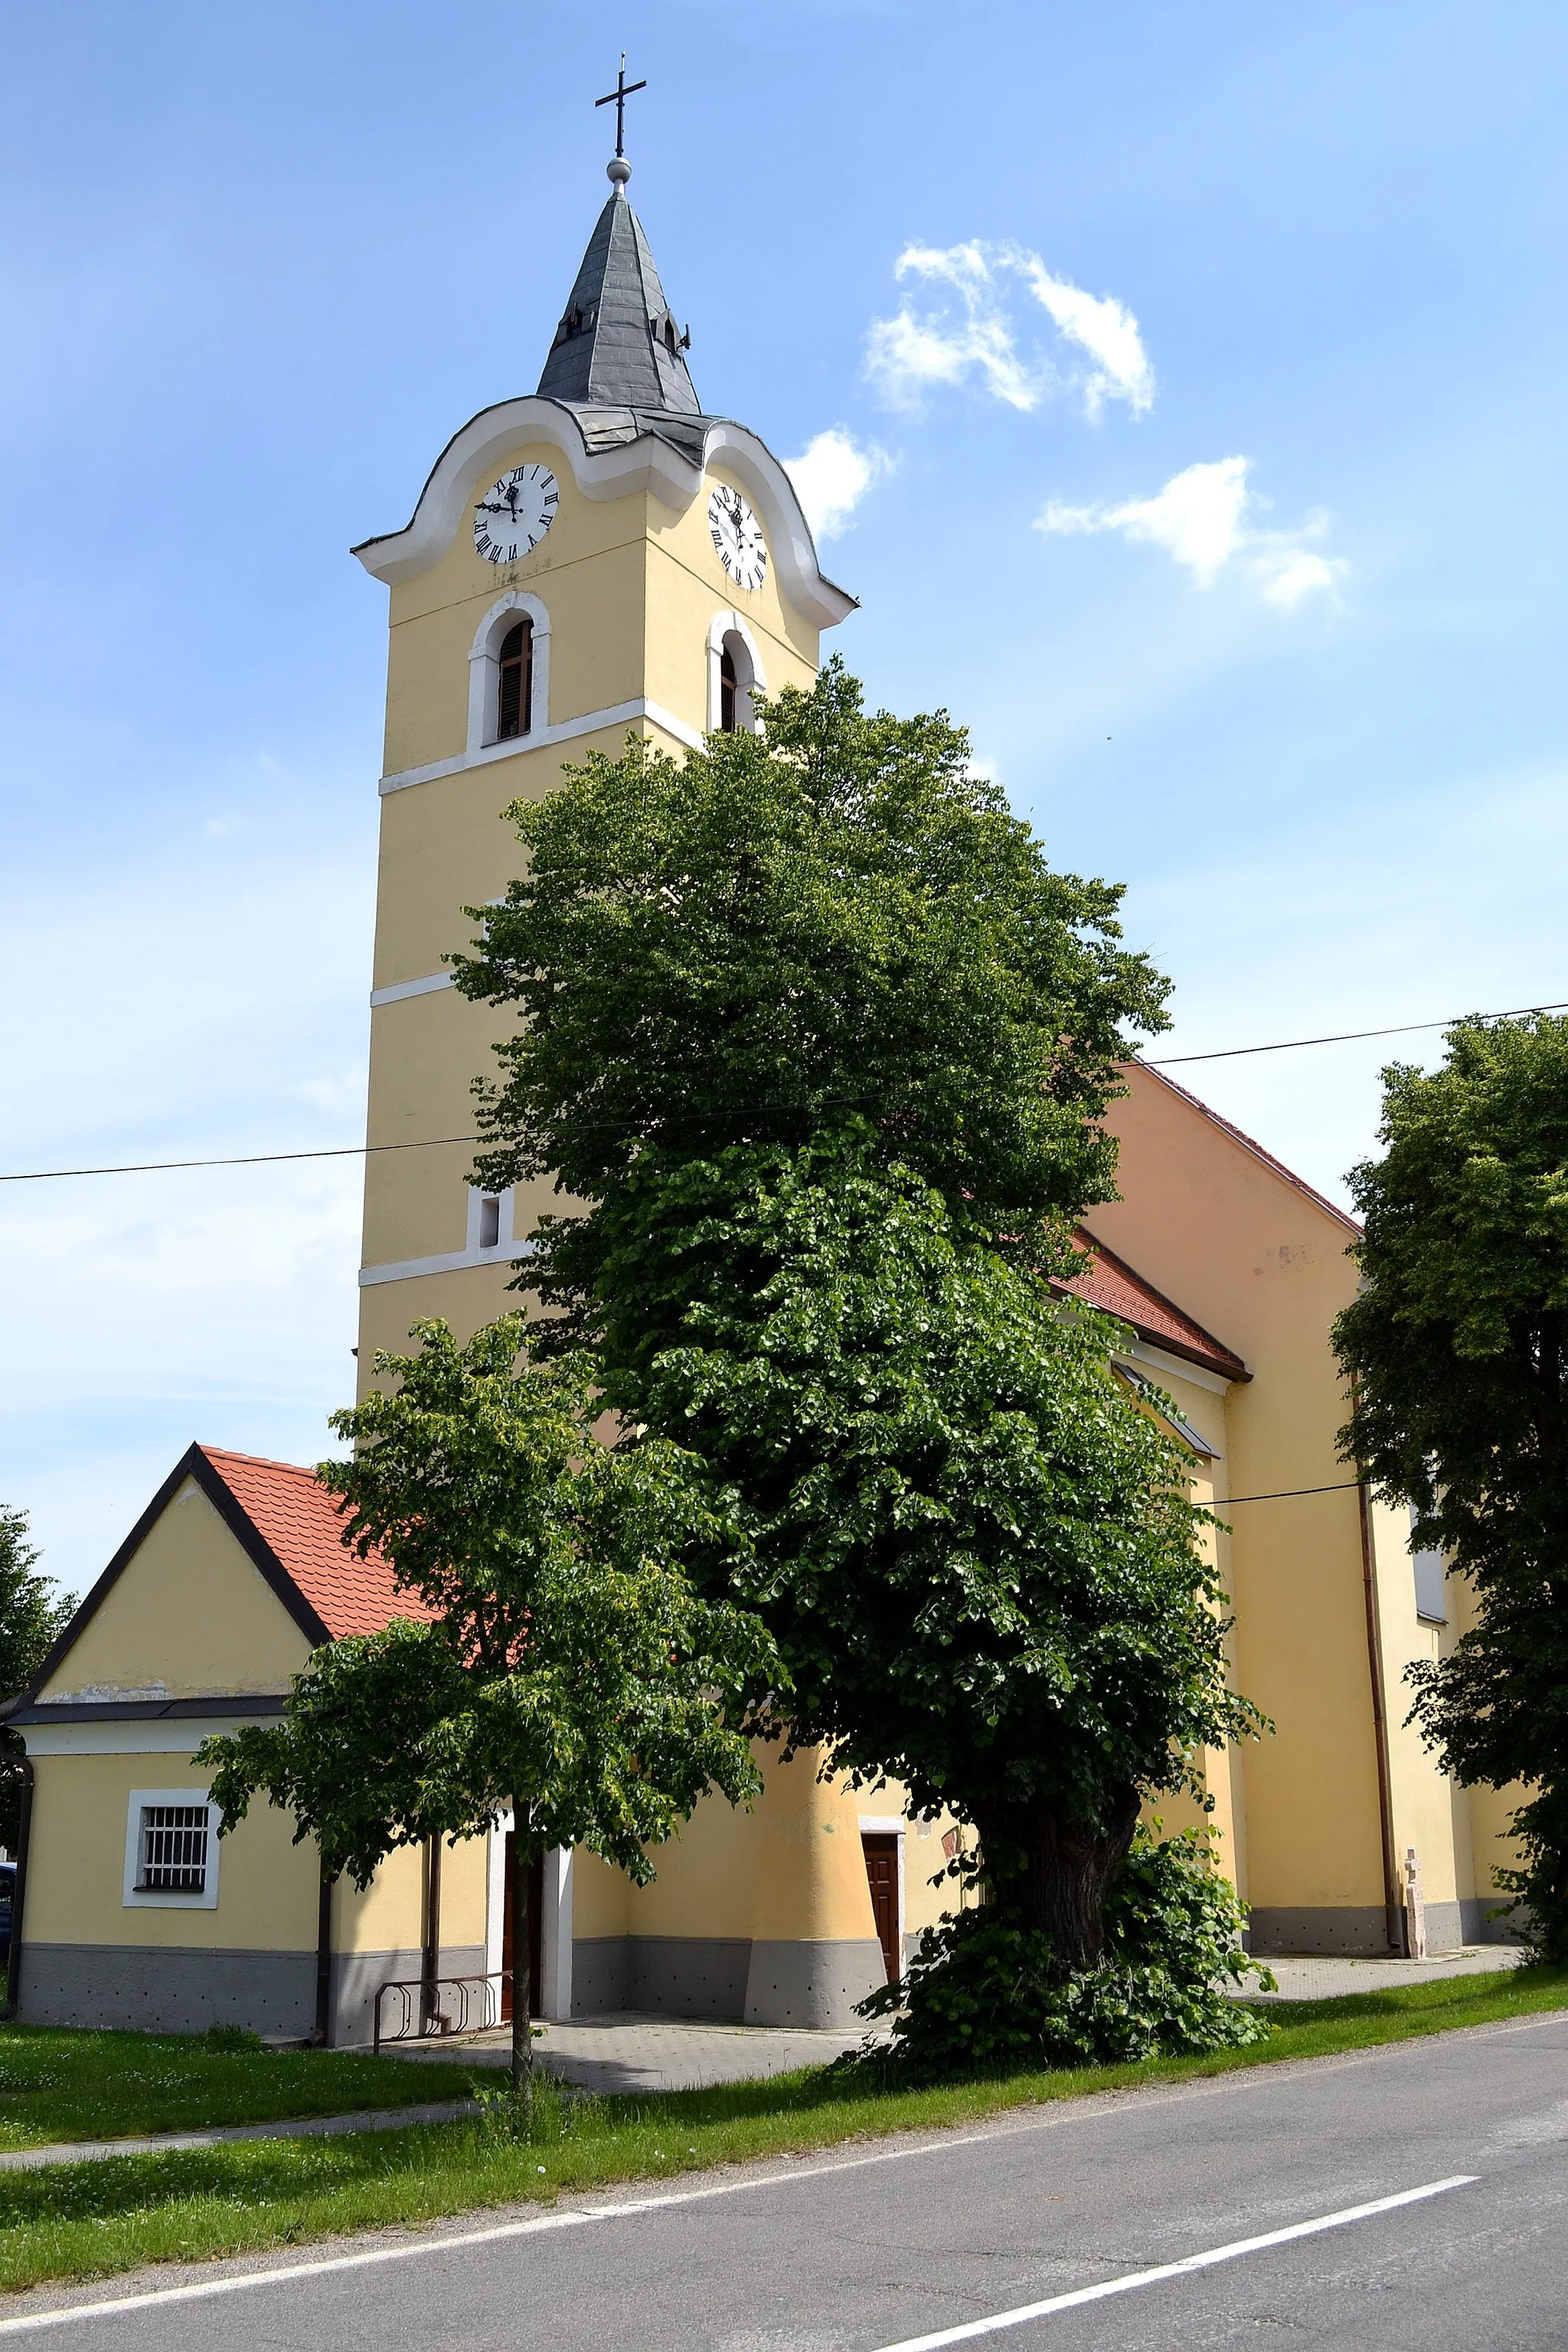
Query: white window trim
[[707, 612, 766, 734], [467, 591, 552, 754], [1409, 1506, 1449, 1625], [466, 1183, 516, 1260], [122, 1788, 220, 1910]]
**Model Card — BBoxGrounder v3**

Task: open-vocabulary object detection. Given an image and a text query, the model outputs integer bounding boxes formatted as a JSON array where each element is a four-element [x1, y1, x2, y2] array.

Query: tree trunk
[[971, 1785, 1142, 1968], [510, 1807, 533, 2115]]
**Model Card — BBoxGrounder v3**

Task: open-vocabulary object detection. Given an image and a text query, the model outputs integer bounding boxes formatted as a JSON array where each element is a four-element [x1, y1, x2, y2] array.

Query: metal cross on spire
[[595, 54, 647, 160]]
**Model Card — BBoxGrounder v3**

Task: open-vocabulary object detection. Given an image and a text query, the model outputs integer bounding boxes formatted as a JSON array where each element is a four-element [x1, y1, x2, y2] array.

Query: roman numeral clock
[[474, 463, 560, 563], [708, 484, 767, 592]]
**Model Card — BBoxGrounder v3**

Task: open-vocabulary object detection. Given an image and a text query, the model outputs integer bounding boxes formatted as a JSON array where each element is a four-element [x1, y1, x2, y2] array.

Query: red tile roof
[[1054, 1230, 1250, 1383], [198, 1446, 436, 1640]]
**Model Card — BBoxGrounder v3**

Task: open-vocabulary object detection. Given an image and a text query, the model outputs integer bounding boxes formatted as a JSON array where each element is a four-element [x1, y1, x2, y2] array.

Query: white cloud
[[866, 241, 1154, 419], [1038, 456, 1345, 607], [782, 428, 896, 541], [1255, 547, 1348, 609]]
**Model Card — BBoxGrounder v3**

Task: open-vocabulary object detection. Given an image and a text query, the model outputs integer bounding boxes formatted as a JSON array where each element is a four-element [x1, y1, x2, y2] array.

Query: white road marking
[[863, 2175, 1479, 2351], [0, 2126, 1122, 2337], [1, 2018, 1547, 2341]]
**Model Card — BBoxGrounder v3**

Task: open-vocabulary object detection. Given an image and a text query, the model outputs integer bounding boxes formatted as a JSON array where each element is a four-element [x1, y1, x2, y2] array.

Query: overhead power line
[[1, 993, 1563, 1187], [1142, 998, 1568, 1067]]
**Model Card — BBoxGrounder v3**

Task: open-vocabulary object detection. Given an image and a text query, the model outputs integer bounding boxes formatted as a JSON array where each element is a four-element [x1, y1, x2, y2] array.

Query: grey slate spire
[[536, 188, 701, 416]]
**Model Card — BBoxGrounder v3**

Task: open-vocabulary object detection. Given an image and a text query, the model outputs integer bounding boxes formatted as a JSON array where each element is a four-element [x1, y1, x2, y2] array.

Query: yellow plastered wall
[[1119, 1391, 1250, 1897], [612, 1748, 878, 1949], [1093, 1069, 1394, 1918], [1447, 1568, 1526, 1914], [1366, 1494, 1473, 1913], [24, 1750, 318, 1952], [38, 1480, 312, 1702]]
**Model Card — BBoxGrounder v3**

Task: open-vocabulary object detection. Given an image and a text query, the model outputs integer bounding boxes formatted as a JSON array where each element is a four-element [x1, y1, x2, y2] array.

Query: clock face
[[474, 465, 559, 563], [707, 485, 767, 592]]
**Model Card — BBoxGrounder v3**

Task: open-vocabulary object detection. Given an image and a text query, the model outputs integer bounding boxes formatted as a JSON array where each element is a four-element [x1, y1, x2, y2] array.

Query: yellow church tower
[[348, 122, 902, 2025], [351, 136, 854, 1376]]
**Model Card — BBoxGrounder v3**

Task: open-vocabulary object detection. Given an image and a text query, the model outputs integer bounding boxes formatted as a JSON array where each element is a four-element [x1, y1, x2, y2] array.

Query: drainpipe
[[312, 1867, 333, 2047], [421, 1837, 443, 2030], [1357, 1478, 1407, 1955], [1, 1758, 35, 2021]]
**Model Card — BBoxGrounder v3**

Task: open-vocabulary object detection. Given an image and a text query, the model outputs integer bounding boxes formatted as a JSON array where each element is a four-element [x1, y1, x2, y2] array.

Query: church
[[2, 127, 1519, 2044]]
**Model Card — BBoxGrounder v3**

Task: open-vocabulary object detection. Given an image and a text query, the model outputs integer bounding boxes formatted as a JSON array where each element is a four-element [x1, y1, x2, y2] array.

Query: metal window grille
[[138, 1805, 209, 1893]]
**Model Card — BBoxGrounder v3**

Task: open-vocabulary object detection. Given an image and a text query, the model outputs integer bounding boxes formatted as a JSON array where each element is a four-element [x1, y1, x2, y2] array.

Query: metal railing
[[372, 1968, 512, 2055]]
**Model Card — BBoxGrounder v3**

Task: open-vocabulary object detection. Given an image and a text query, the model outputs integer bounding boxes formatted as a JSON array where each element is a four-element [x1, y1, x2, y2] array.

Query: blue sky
[[4, 0, 1566, 1599]]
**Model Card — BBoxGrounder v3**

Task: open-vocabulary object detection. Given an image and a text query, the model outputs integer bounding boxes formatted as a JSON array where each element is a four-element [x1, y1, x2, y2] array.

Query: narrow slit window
[[720, 639, 738, 733], [138, 1804, 209, 1895], [1410, 1506, 1448, 1624], [496, 619, 533, 741], [478, 1196, 501, 1250]]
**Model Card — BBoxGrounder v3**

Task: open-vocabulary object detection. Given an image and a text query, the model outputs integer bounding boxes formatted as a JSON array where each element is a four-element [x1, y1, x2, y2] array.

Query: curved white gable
[[351, 397, 858, 630]]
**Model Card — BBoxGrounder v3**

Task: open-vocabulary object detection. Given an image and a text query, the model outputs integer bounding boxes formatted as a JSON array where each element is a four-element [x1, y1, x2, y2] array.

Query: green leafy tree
[[452, 659, 1170, 1332], [1336, 1014, 1568, 1958], [0, 1508, 73, 1855], [199, 1319, 780, 2098], [593, 1138, 1259, 1967], [858, 1828, 1272, 2079]]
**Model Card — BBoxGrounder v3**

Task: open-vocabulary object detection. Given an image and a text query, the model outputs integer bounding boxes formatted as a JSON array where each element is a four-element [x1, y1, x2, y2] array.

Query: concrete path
[[394, 2010, 876, 2093], [0, 2101, 475, 2174], [6, 1998, 1567, 2347], [0, 1953, 1529, 2172], [1248, 1944, 1528, 2000]]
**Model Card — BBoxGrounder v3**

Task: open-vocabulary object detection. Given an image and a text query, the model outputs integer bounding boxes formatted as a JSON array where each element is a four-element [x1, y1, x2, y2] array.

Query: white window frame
[[466, 1184, 516, 1261], [707, 611, 766, 734], [468, 591, 551, 753], [1410, 1506, 1449, 1625], [122, 1788, 220, 1910]]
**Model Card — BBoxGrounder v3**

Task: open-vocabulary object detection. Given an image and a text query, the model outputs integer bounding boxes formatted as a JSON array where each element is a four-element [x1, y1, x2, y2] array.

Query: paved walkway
[[1246, 1944, 1527, 2000], [0, 2100, 476, 2174], [394, 2011, 875, 2094], [0, 1951, 1530, 2172]]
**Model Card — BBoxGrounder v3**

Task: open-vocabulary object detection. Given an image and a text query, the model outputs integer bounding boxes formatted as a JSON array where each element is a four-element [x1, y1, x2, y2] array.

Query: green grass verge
[[0, 1963, 1563, 2301], [0, 2027, 483, 2149]]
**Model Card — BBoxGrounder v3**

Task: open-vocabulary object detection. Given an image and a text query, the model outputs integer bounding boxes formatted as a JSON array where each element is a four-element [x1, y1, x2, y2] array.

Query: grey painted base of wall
[[571, 1936, 887, 2029], [743, 1939, 886, 2028], [18, 1943, 493, 2047], [18, 1944, 317, 2037], [331, 1945, 486, 2050], [1250, 1901, 1526, 1958]]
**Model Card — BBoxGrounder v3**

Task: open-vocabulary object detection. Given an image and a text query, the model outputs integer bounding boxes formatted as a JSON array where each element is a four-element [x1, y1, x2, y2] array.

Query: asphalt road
[[6, 2009, 1567, 2350]]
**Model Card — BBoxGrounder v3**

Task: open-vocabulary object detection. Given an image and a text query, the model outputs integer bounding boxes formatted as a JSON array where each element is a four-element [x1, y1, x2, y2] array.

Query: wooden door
[[861, 1833, 900, 1984], [499, 1835, 544, 2022]]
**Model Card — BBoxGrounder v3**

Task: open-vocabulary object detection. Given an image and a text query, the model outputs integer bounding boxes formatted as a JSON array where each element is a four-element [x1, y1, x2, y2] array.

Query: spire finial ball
[[607, 155, 632, 191]]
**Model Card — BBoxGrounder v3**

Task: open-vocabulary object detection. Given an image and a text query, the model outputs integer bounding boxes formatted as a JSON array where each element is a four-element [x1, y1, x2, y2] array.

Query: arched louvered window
[[719, 638, 739, 733], [497, 619, 534, 741]]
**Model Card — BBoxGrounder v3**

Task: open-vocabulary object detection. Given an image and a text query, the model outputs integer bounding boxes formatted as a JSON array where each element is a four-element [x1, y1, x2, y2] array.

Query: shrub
[[854, 1828, 1276, 2081]]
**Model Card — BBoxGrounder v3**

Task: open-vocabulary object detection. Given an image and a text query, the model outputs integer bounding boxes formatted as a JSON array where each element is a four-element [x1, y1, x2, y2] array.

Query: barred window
[[138, 1804, 209, 1894]]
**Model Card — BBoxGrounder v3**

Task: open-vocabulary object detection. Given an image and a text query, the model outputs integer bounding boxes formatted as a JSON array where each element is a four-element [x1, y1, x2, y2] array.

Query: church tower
[[351, 144, 854, 1375]]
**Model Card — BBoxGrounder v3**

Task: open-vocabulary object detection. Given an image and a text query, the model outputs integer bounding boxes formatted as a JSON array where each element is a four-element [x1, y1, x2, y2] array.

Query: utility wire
[[1142, 998, 1568, 1067], [1213, 1481, 1363, 1504], [2, 993, 1563, 1187]]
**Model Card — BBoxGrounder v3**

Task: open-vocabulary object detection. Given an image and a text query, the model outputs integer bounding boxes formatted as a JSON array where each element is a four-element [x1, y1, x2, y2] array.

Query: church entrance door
[[499, 1834, 544, 2021], [861, 1834, 900, 1983]]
